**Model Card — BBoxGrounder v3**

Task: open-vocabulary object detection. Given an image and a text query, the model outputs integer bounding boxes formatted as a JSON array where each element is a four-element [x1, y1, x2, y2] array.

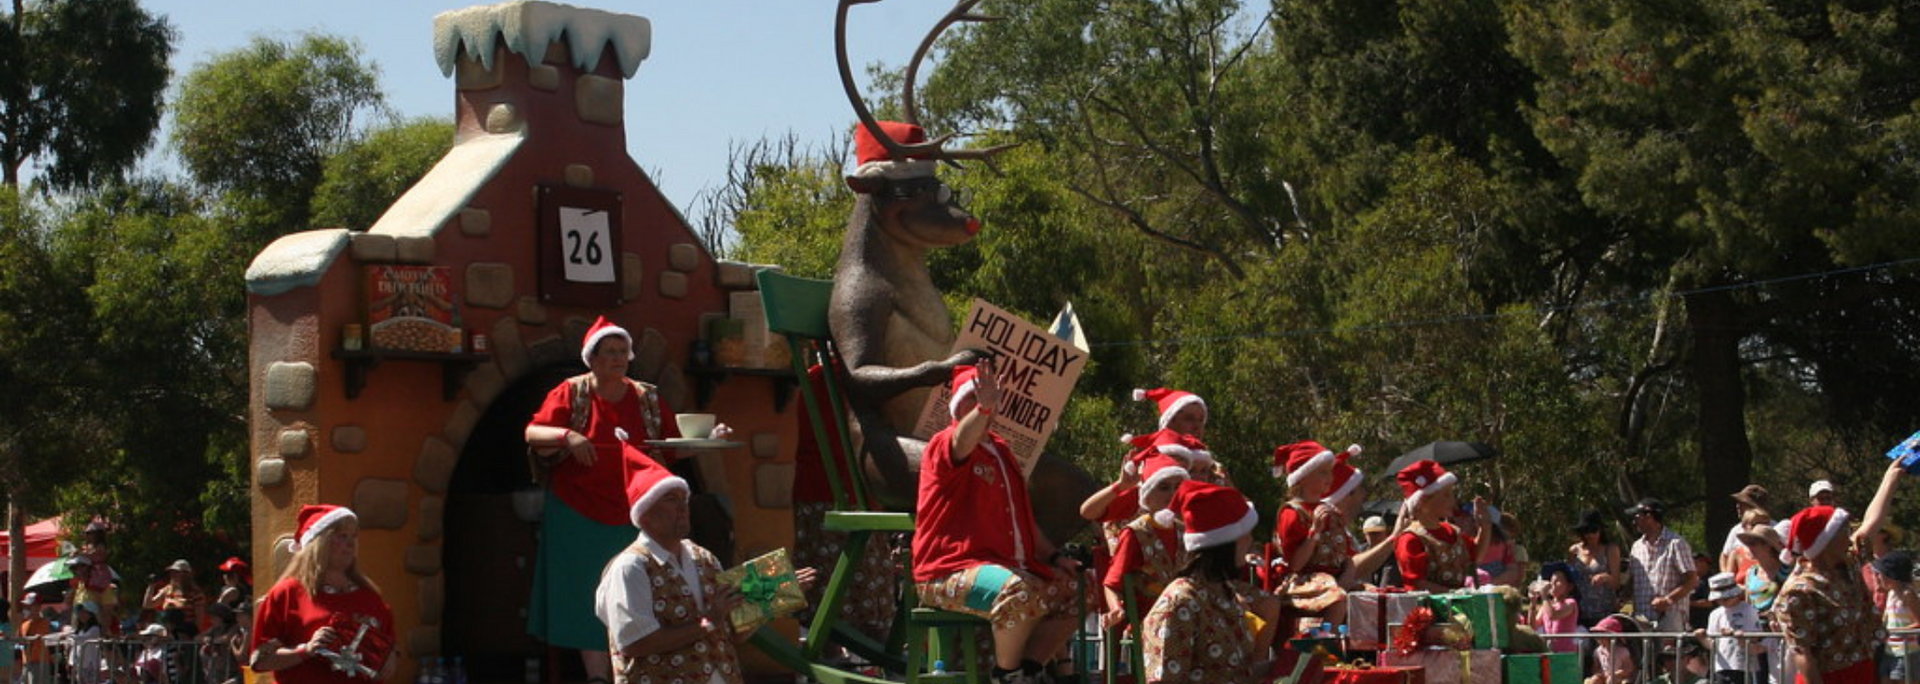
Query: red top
[[250, 577, 396, 684], [528, 379, 680, 526], [1098, 488, 1141, 524], [1273, 506, 1311, 565], [792, 365, 844, 505], [1104, 522, 1179, 596], [911, 425, 1049, 582], [1395, 522, 1477, 589]]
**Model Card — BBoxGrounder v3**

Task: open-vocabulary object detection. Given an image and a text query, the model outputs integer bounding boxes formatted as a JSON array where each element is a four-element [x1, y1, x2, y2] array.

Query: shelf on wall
[[331, 348, 492, 402]]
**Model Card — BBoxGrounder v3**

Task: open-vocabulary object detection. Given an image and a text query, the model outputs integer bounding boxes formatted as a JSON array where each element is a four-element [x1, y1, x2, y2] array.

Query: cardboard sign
[[912, 300, 1090, 475], [364, 266, 461, 352]]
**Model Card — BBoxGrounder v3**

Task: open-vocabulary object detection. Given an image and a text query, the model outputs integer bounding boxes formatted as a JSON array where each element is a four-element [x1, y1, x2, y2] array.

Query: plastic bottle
[[931, 660, 947, 676]]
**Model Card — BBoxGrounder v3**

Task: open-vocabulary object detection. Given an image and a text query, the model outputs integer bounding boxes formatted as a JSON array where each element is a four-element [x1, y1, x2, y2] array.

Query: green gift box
[[1424, 591, 1515, 650], [716, 548, 808, 635], [1502, 653, 1580, 684]]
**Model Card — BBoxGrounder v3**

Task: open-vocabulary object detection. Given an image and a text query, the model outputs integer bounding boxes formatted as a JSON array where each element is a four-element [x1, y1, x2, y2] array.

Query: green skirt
[[528, 494, 633, 651]]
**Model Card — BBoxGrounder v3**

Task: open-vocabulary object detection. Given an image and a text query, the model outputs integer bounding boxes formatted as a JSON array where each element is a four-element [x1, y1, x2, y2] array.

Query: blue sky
[[136, 0, 939, 212]]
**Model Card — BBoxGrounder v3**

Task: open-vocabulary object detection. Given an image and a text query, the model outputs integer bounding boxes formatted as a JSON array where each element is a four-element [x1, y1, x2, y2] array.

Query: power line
[[1091, 256, 1920, 349]]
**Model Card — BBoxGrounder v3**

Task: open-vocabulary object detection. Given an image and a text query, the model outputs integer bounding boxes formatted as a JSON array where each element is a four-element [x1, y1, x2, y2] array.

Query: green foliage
[[695, 133, 857, 278], [311, 116, 454, 230], [171, 34, 383, 231], [0, 0, 174, 188]]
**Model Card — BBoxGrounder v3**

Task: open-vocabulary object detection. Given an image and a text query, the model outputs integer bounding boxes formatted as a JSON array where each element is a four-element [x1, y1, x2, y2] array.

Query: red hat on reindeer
[[849, 121, 938, 184]]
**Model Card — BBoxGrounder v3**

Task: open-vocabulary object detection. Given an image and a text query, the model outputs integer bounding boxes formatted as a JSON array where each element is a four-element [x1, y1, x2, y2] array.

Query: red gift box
[[1328, 665, 1426, 684]]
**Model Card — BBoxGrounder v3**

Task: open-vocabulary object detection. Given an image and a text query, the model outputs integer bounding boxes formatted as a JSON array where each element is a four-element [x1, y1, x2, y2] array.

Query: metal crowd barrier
[[1538, 628, 1920, 684], [3, 635, 246, 684]]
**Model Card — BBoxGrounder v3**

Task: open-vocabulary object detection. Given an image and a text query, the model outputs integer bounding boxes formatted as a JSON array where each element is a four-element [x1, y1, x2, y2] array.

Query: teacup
[[676, 413, 717, 439]]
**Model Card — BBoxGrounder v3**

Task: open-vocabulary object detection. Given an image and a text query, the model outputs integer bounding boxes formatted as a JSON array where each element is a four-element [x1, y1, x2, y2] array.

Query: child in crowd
[[1874, 551, 1917, 684], [133, 624, 170, 684], [1587, 615, 1639, 684], [1702, 572, 1764, 684], [1533, 562, 1581, 653]]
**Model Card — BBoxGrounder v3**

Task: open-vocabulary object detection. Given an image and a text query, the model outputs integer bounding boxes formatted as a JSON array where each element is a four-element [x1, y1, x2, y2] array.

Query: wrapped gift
[[1381, 648, 1501, 684], [1348, 590, 1430, 649], [1327, 664, 1425, 684], [715, 548, 808, 635], [1424, 591, 1515, 650], [1502, 653, 1580, 684]]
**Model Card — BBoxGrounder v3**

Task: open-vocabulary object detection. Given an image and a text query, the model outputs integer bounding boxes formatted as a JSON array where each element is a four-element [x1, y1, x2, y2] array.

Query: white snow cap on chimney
[[434, 1, 652, 79]]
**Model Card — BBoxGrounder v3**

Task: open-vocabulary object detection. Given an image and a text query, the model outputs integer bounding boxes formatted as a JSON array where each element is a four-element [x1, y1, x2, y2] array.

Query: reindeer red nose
[[965, 218, 982, 236]]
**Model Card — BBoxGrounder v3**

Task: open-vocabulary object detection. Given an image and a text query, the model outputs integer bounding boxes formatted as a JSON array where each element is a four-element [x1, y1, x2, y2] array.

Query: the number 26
[[566, 229, 604, 266]]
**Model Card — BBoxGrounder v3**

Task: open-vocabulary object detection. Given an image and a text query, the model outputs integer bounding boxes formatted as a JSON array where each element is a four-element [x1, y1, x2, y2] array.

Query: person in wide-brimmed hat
[[143, 559, 205, 638], [1720, 485, 1773, 576], [1703, 572, 1763, 684], [1734, 517, 1790, 612]]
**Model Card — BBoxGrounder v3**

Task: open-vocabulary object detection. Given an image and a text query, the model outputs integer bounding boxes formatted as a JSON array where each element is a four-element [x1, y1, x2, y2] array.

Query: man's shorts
[[917, 564, 1076, 630]]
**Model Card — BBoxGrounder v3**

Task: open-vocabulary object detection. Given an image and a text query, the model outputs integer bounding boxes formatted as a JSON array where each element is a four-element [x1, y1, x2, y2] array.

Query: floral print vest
[[614, 543, 744, 684], [1407, 521, 1471, 588]]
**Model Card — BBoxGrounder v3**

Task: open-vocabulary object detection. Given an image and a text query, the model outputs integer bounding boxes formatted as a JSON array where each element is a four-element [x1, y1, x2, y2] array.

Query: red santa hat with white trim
[[1272, 440, 1344, 488], [1325, 446, 1366, 505], [580, 315, 634, 368], [624, 442, 689, 528], [293, 504, 357, 551], [1141, 454, 1193, 528], [1173, 481, 1259, 551], [1395, 459, 1458, 511], [1787, 505, 1851, 560], [947, 364, 984, 420], [1131, 387, 1207, 432], [1122, 429, 1215, 477], [849, 121, 937, 184]]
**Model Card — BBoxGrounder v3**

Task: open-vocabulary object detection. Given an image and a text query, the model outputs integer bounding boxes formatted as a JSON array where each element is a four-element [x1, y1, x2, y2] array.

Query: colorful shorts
[[917, 564, 1075, 630]]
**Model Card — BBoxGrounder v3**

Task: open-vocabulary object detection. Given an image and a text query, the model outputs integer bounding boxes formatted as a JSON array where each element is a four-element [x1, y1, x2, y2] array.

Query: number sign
[[536, 185, 624, 307], [559, 207, 614, 283]]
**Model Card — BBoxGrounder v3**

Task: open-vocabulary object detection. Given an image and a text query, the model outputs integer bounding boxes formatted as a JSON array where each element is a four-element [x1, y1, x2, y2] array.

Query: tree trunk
[[1687, 288, 1753, 551], [7, 497, 24, 622]]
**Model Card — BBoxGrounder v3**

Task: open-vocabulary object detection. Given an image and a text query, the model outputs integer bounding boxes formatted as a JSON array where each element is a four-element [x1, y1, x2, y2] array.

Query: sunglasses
[[886, 177, 971, 206]]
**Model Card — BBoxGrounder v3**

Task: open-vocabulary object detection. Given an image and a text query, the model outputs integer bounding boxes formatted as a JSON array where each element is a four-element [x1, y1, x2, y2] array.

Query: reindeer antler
[[836, 0, 1017, 167]]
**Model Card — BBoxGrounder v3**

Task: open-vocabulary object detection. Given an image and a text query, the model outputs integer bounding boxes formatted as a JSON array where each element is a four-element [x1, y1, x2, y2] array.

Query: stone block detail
[[528, 64, 560, 91], [417, 496, 444, 542], [466, 365, 505, 406], [485, 103, 522, 135], [264, 362, 317, 412], [668, 243, 701, 272], [420, 575, 445, 626], [442, 400, 482, 450], [635, 328, 669, 381], [459, 208, 491, 238], [755, 463, 795, 509], [621, 253, 644, 302], [752, 433, 780, 460], [396, 235, 436, 263], [455, 52, 502, 90], [352, 478, 410, 530], [278, 429, 312, 460], [575, 74, 624, 126], [415, 437, 458, 494], [332, 425, 368, 453], [515, 297, 547, 325], [657, 364, 690, 413], [491, 318, 530, 380], [525, 334, 572, 371], [716, 261, 757, 290], [465, 262, 515, 309], [408, 626, 441, 658], [659, 271, 687, 300], [564, 164, 594, 188], [405, 545, 442, 576], [349, 232, 396, 262], [256, 458, 288, 488]]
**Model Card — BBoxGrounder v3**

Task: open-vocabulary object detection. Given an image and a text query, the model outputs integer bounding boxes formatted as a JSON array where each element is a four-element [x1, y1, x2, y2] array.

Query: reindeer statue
[[829, 0, 1096, 544]]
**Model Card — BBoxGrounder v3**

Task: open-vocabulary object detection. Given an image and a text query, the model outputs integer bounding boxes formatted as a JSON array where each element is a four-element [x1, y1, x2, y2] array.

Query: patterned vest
[[1407, 522, 1471, 588], [613, 543, 744, 684], [1275, 503, 1352, 575], [1125, 514, 1188, 598]]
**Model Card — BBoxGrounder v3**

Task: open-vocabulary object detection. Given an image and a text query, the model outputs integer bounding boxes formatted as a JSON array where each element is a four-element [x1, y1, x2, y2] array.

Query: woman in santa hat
[[250, 505, 395, 684], [1392, 460, 1484, 592], [1265, 441, 1357, 623], [1141, 481, 1265, 684], [523, 316, 721, 683], [1775, 505, 1879, 684]]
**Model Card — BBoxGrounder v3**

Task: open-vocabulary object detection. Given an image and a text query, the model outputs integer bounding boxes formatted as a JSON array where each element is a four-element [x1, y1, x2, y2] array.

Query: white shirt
[[1708, 600, 1763, 672], [593, 530, 708, 652]]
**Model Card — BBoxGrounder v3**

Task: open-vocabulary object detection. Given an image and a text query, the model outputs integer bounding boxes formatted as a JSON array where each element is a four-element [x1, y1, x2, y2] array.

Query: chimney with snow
[[434, 1, 650, 144]]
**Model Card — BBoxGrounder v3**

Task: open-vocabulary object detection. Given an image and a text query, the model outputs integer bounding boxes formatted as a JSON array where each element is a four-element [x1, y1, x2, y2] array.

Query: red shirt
[[527, 379, 680, 525], [1105, 521, 1181, 608], [911, 425, 1048, 582], [792, 365, 844, 505], [250, 577, 395, 684], [1396, 522, 1477, 589], [1099, 488, 1141, 524]]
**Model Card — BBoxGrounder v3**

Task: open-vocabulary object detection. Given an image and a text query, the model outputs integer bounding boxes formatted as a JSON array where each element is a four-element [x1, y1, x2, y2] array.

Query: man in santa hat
[[1774, 505, 1879, 684], [594, 443, 812, 684], [913, 359, 1081, 684]]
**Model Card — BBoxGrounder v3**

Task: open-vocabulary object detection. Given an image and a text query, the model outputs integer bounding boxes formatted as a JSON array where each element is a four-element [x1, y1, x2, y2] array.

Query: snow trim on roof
[[367, 130, 526, 239], [246, 229, 351, 296], [434, 1, 651, 79]]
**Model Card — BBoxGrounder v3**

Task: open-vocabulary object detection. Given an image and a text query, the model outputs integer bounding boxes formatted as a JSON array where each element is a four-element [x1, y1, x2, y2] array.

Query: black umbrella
[[1384, 440, 1499, 478]]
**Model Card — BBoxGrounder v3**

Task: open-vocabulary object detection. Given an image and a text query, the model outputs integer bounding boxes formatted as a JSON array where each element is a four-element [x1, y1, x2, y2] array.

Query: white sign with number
[[558, 206, 614, 283]]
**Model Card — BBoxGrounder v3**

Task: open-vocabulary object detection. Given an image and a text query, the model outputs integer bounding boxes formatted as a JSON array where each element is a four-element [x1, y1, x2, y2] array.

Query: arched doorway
[[445, 364, 736, 682]]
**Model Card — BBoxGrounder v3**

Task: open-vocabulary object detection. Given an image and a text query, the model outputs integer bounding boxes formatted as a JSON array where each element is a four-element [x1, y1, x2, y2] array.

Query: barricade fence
[[1538, 628, 1920, 684], [4, 636, 245, 684]]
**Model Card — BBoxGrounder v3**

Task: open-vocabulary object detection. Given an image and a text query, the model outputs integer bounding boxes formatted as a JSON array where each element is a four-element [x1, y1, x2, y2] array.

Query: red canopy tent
[[0, 517, 64, 571]]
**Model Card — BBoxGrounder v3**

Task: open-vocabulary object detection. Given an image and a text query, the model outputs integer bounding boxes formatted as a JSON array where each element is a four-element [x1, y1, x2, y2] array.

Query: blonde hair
[[279, 518, 379, 597], [1741, 508, 1772, 526]]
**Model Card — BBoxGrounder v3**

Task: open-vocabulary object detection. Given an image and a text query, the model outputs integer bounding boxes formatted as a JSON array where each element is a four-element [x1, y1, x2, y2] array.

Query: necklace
[[319, 580, 357, 595]]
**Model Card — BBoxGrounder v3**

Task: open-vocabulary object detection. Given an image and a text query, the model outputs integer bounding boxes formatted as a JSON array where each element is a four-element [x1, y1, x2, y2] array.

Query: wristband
[[293, 644, 310, 660]]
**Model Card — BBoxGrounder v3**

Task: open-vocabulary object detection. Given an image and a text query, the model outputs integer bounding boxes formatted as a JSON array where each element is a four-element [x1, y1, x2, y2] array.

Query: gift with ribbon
[[1380, 648, 1500, 684], [1349, 590, 1431, 650], [1501, 653, 1580, 684], [1423, 590, 1515, 650], [715, 548, 809, 635], [1326, 661, 1426, 684]]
